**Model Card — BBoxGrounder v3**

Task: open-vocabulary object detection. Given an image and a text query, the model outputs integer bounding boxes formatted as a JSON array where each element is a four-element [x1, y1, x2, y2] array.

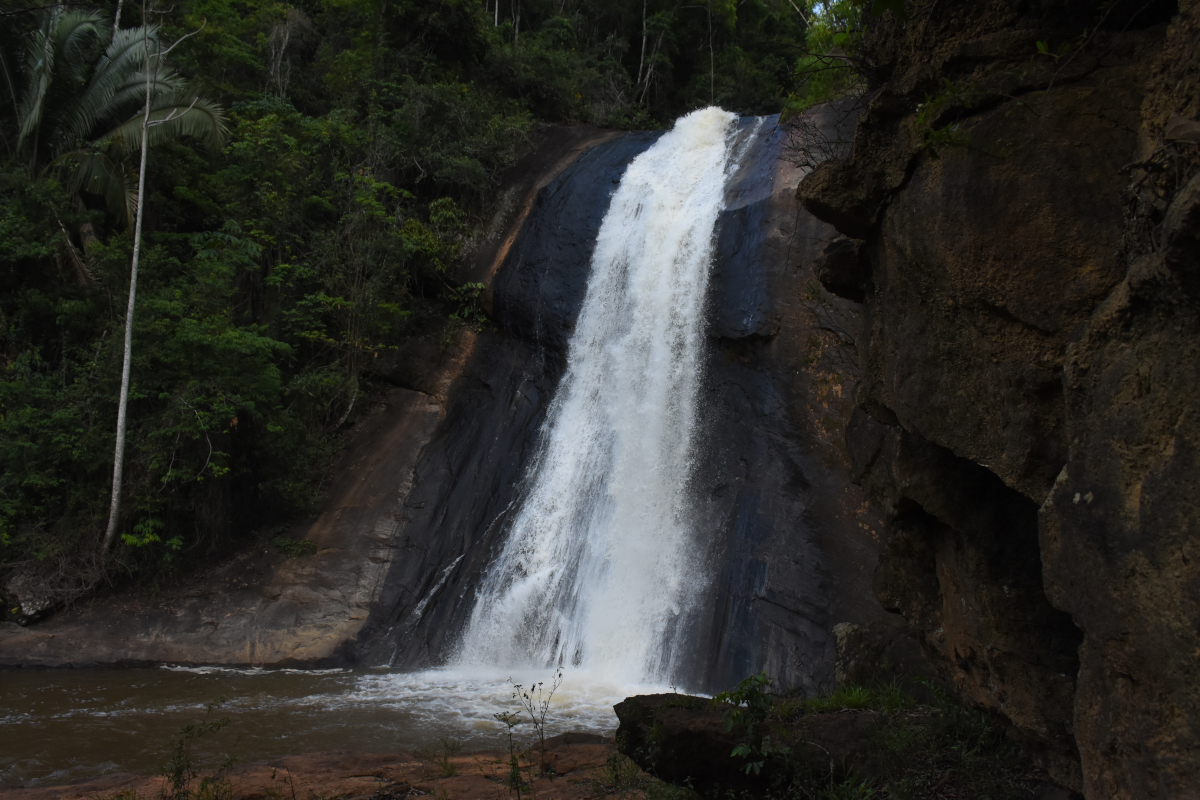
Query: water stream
[[0, 667, 640, 787]]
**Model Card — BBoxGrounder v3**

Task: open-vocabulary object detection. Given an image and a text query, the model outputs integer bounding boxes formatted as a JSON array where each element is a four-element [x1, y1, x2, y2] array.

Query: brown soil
[[0, 739, 650, 800]]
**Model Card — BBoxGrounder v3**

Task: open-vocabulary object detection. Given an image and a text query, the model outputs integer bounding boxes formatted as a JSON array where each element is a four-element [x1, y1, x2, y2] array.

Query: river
[[0, 666, 661, 788]]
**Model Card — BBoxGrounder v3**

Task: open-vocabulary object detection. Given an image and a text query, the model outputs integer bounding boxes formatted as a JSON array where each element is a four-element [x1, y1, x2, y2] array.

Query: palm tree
[[4, 6, 225, 257], [3, 6, 227, 551]]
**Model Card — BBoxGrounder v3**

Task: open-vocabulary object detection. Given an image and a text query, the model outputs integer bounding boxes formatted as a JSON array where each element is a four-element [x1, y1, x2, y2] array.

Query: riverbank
[[0, 737, 646, 800]]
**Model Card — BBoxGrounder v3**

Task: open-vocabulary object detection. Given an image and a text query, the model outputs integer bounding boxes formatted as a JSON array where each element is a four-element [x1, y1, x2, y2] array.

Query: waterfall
[[455, 107, 741, 685]]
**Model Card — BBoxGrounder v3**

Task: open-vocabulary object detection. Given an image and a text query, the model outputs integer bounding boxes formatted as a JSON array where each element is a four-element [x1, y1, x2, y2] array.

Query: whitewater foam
[[455, 107, 740, 686]]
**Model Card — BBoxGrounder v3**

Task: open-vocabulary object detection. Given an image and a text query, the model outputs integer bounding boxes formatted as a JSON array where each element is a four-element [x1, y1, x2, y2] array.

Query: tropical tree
[[3, 6, 224, 255], [3, 4, 227, 553]]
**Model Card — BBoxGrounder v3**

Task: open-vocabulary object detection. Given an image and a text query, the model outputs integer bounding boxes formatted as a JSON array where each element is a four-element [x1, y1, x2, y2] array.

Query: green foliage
[[913, 78, 982, 153], [782, 0, 867, 118], [850, 682, 1029, 800], [703, 677, 1034, 800], [492, 710, 530, 800], [4, 8, 226, 228], [600, 751, 648, 797], [272, 536, 317, 558], [794, 680, 918, 714], [713, 671, 773, 740], [713, 672, 785, 776], [0, 0, 830, 590]]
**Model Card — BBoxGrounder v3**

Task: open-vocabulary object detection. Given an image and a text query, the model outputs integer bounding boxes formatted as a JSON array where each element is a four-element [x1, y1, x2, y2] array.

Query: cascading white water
[[455, 107, 740, 685]]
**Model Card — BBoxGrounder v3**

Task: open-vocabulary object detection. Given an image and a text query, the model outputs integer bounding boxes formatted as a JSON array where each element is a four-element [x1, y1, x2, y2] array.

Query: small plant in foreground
[[601, 751, 649, 799], [160, 699, 236, 800], [413, 737, 462, 778], [712, 672, 787, 776], [511, 667, 563, 773], [493, 710, 530, 800], [273, 537, 318, 558]]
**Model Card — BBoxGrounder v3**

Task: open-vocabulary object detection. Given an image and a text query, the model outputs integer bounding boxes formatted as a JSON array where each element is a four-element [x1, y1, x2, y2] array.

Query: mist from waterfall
[[454, 107, 741, 685]]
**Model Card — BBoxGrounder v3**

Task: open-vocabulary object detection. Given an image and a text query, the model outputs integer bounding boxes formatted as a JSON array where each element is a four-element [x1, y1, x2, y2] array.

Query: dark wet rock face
[[367, 111, 905, 694], [358, 332, 560, 667], [797, 0, 1200, 795], [685, 114, 902, 694], [489, 132, 663, 355]]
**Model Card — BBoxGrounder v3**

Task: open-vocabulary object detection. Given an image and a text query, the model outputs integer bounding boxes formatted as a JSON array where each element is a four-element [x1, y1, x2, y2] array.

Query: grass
[[272, 536, 318, 558], [589, 751, 703, 800], [779, 680, 919, 716], [413, 737, 463, 778]]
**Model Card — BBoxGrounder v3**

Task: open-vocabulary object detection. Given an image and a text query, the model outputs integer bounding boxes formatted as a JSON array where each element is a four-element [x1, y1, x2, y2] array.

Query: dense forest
[[0, 0, 865, 613]]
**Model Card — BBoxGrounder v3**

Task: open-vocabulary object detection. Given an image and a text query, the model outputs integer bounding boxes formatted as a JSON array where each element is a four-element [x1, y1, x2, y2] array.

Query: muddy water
[[0, 667, 655, 789]]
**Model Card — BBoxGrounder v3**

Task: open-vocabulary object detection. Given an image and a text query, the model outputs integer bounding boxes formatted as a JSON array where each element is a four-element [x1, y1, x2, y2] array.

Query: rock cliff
[[798, 0, 1199, 795]]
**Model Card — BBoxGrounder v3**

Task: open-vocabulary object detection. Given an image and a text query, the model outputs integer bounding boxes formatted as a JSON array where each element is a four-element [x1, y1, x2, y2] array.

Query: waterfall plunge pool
[[0, 666, 668, 788]]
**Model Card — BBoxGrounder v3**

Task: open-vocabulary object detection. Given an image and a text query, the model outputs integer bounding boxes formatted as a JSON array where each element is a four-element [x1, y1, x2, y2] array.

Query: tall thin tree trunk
[[636, 0, 647, 87], [514, 1, 520, 45], [103, 11, 153, 552], [112, 0, 123, 39], [494, 0, 499, 26], [708, 0, 714, 104]]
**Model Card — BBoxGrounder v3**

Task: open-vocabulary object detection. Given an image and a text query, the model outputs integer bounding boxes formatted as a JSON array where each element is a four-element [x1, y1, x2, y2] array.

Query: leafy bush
[[272, 537, 317, 558]]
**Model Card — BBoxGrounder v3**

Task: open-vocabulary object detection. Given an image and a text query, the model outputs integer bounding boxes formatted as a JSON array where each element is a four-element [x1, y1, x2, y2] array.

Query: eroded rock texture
[[798, 0, 1199, 795]]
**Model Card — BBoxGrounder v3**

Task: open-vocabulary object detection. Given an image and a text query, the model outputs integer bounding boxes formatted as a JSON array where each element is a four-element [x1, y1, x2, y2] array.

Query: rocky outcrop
[[798, 0, 1199, 795], [686, 113, 905, 693]]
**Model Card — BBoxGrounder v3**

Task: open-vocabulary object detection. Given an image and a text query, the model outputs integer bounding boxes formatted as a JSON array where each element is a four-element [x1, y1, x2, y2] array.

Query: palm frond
[[58, 25, 167, 151], [99, 90, 227, 156], [61, 65, 184, 152], [17, 7, 107, 154], [18, 13, 224, 230], [103, 66, 186, 121], [56, 149, 138, 227], [17, 7, 61, 151], [53, 10, 107, 83]]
